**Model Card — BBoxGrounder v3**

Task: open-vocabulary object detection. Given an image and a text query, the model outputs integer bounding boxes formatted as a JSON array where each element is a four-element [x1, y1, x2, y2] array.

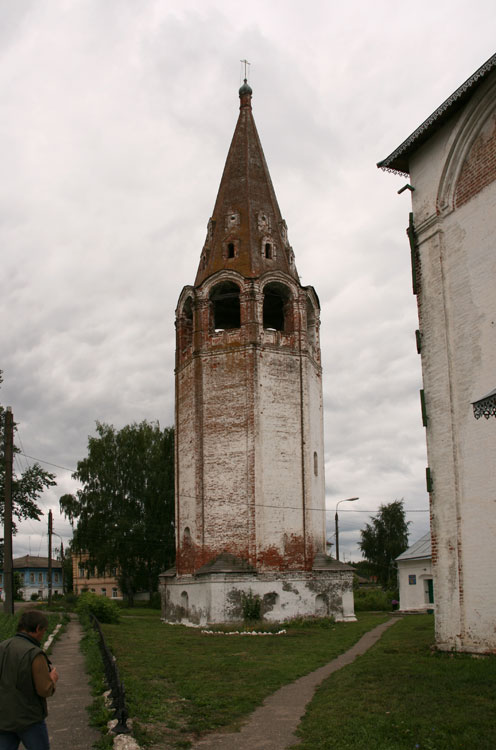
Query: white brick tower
[[160, 80, 355, 625]]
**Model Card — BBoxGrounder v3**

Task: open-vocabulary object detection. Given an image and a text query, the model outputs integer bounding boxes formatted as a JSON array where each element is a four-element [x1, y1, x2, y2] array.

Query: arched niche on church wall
[[177, 295, 194, 351], [175, 287, 196, 357], [437, 77, 496, 216]]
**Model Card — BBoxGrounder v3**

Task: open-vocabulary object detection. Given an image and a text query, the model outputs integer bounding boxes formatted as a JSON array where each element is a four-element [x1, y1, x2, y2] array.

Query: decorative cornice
[[473, 388, 496, 419], [378, 53, 496, 175]]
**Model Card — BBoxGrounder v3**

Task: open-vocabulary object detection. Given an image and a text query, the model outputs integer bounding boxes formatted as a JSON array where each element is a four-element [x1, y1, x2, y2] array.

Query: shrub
[[353, 588, 399, 611], [30, 593, 39, 601], [241, 590, 262, 621], [76, 592, 120, 624]]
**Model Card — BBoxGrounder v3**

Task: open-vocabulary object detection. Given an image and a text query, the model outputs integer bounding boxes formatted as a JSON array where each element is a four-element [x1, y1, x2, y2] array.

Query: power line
[[174, 492, 429, 513], [19, 453, 76, 473]]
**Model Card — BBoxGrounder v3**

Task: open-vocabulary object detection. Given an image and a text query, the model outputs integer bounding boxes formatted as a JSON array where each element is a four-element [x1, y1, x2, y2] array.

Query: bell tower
[[161, 79, 355, 625]]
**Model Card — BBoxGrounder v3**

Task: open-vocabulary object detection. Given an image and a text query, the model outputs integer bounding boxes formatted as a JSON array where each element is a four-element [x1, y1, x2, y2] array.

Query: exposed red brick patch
[[455, 116, 496, 208]]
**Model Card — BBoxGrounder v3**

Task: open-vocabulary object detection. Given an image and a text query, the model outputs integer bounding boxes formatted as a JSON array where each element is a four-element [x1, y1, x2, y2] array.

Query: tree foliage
[[358, 499, 410, 589], [0, 371, 56, 532], [60, 420, 175, 604]]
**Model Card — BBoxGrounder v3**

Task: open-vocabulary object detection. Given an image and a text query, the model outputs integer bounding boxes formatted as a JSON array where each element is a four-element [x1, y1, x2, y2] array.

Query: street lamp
[[335, 497, 359, 561]]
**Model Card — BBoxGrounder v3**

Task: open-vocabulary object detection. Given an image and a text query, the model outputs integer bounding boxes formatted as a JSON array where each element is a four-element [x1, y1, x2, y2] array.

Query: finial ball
[[239, 78, 252, 97]]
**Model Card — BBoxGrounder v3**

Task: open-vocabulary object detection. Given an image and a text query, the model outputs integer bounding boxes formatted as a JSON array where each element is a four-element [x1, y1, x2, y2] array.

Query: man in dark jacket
[[0, 610, 59, 749]]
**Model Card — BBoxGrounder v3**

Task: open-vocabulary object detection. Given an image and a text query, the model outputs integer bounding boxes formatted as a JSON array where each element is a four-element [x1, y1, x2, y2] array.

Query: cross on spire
[[240, 59, 251, 81]]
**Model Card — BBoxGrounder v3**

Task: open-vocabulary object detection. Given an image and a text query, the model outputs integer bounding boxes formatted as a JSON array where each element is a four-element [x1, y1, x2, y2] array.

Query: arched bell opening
[[209, 281, 241, 331], [262, 282, 293, 332]]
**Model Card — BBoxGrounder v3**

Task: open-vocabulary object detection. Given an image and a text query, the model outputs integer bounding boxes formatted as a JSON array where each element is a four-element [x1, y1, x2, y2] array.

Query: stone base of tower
[[159, 554, 356, 626]]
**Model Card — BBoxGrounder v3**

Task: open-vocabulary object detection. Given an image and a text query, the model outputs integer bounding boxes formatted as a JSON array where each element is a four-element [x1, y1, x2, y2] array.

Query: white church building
[[379, 53, 496, 653]]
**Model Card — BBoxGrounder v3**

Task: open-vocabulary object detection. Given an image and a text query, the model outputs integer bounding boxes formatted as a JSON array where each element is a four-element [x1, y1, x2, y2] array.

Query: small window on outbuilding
[[210, 281, 241, 330]]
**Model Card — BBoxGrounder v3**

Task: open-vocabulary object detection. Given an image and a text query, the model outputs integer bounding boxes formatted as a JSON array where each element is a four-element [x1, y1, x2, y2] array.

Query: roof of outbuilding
[[195, 552, 256, 576], [378, 52, 496, 175], [13, 555, 62, 570], [396, 533, 431, 562], [312, 552, 355, 572]]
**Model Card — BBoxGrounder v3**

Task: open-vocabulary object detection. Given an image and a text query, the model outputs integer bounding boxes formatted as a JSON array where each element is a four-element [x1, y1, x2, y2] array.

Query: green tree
[[60, 421, 175, 605], [0, 371, 56, 532], [358, 499, 410, 589]]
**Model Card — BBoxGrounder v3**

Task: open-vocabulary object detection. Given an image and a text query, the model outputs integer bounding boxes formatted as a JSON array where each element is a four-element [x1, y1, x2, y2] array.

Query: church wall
[[410, 78, 496, 651], [175, 359, 201, 574], [256, 348, 306, 569], [200, 348, 254, 561], [304, 357, 327, 549]]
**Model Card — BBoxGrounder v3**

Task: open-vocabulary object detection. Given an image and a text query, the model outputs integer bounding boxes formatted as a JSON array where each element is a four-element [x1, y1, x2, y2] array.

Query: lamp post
[[335, 497, 359, 561]]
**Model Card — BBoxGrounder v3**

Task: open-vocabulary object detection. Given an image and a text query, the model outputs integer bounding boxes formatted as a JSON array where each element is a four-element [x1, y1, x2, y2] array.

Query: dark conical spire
[[195, 82, 298, 286]]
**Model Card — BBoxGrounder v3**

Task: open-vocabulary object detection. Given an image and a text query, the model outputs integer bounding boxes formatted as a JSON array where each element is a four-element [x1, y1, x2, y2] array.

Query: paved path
[[44, 618, 101, 750], [192, 618, 399, 750]]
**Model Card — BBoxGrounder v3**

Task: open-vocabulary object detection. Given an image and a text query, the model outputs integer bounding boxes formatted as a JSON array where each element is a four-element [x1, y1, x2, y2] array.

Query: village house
[[72, 552, 122, 599], [0, 555, 62, 601], [379, 52, 496, 653]]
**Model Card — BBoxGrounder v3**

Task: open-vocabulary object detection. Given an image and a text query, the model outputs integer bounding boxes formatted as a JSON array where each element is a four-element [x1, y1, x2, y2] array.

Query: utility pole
[[3, 407, 14, 615], [60, 541, 64, 594], [47, 510, 53, 607]]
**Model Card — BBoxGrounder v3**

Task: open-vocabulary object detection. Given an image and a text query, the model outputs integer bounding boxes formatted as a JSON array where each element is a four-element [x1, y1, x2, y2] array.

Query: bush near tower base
[[76, 591, 120, 624]]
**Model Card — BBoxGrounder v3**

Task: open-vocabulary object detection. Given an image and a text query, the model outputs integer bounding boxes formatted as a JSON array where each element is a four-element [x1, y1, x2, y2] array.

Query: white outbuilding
[[396, 534, 433, 613]]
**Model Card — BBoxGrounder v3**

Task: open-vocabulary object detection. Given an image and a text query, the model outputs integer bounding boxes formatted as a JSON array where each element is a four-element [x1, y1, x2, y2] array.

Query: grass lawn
[[293, 614, 496, 750], [101, 611, 388, 748], [0, 611, 63, 644]]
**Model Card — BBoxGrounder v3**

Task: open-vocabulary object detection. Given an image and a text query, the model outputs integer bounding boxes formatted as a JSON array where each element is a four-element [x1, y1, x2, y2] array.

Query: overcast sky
[[1, 0, 495, 564]]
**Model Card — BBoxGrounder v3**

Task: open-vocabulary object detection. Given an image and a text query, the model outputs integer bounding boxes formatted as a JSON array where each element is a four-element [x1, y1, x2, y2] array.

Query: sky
[[1, 0, 495, 564]]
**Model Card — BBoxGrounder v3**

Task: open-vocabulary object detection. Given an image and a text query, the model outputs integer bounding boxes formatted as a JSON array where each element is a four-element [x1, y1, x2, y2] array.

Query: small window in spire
[[265, 243, 272, 259], [223, 240, 238, 259], [225, 211, 240, 230]]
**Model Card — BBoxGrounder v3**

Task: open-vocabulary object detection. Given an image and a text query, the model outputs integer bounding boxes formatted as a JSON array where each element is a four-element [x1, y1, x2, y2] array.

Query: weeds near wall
[[241, 590, 262, 621]]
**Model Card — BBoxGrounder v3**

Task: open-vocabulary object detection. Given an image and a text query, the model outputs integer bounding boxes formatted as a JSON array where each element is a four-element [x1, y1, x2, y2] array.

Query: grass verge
[[78, 613, 115, 750], [0, 611, 67, 648], [293, 614, 496, 750], [101, 611, 388, 748]]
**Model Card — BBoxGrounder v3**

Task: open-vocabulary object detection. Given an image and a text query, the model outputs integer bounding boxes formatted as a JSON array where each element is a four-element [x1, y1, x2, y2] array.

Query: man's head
[[17, 610, 49, 642]]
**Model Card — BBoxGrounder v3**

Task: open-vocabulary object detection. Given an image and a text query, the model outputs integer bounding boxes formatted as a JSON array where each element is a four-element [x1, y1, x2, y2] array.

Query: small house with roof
[[0, 555, 63, 601], [396, 534, 433, 613]]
